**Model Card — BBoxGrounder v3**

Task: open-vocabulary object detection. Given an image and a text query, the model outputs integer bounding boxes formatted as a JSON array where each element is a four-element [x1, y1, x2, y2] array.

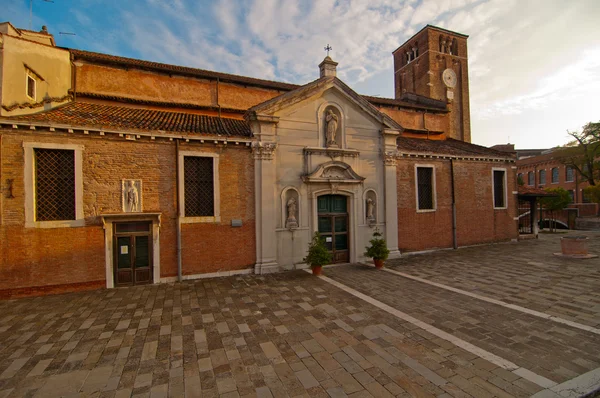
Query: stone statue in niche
[[286, 197, 298, 229], [325, 109, 339, 147], [366, 197, 376, 225], [122, 179, 142, 213]]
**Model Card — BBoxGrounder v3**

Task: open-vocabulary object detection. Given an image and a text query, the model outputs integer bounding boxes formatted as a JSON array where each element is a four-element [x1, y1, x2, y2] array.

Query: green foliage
[[364, 229, 390, 261], [556, 122, 600, 186], [303, 232, 332, 268], [584, 185, 600, 204], [540, 187, 571, 211]]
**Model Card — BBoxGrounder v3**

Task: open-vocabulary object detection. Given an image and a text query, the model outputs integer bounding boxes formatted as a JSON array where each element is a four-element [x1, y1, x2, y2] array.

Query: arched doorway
[[317, 194, 349, 263]]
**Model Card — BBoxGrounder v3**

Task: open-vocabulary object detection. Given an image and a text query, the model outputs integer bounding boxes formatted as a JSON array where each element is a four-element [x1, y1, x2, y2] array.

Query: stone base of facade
[[387, 249, 402, 260], [254, 262, 280, 274]]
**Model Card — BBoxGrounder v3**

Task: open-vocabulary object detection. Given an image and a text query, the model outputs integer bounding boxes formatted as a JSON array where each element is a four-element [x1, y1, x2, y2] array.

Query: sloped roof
[[247, 76, 403, 130], [69, 49, 299, 92], [5, 102, 252, 137], [397, 136, 514, 158], [518, 186, 557, 197]]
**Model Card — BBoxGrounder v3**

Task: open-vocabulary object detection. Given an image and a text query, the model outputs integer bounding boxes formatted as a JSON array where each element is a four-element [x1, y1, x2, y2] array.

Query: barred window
[[417, 167, 434, 210], [35, 148, 75, 221], [539, 170, 546, 185], [566, 166, 574, 182], [551, 167, 559, 183], [528, 171, 534, 186], [184, 156, 214, 217], [493, 170, 506, 208]]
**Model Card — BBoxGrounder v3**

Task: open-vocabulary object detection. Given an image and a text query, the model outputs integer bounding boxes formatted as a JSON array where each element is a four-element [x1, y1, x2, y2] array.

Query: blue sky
[[4, 0, 600, 149]]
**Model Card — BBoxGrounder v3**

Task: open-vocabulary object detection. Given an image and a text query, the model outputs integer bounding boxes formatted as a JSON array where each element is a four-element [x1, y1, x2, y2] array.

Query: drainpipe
[[216, 77, 221, 118], [176, 139, 182, 282], [450, 159, 457, 249], [70, 52, 77, 101]]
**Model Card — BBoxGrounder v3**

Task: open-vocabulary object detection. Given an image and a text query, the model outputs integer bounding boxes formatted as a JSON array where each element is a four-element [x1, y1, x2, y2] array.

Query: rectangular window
[[565, 166, 574, 182], [34, 148, 76, 221], [539, 169, 546, 185], [568, 190, 575, 203], [27, 75, 36, 100], [528, 171, 534, 186], [184, 156, 214, 217], [416, 167, 434, 210], [551, 167, 559, 183], [582, 189, 590, 203], [493, 169, 506, 208]]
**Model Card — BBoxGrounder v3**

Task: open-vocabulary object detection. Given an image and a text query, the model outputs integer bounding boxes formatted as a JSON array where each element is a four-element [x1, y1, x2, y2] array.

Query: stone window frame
[[23, 142, 85, 228], [492, 167, 508, 210], [178, 151, 220, 224], [415, 164, 437, 213]]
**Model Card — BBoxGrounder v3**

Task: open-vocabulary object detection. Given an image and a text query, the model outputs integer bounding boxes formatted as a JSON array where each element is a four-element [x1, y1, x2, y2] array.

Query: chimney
[[319, 56, 338, 78]]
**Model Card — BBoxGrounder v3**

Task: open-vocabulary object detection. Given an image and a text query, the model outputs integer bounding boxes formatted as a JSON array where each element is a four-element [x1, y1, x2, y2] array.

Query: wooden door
[[317, 195, 349, 263], [114, 222, 152, 286]]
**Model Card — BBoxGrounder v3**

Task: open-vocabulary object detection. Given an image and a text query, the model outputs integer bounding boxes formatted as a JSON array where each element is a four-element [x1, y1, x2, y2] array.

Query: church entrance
[[114, 222, 153, 286], [317, 195, 349, 263]]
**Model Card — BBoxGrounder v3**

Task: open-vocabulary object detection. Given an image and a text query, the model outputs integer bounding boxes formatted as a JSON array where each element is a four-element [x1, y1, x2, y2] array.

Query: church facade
[[0, 22, 518, 297]]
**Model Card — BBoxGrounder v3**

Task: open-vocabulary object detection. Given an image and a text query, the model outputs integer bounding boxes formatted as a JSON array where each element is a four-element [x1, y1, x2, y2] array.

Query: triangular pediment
[[302, 161, 365, 184], [246, 77, 402, 130]]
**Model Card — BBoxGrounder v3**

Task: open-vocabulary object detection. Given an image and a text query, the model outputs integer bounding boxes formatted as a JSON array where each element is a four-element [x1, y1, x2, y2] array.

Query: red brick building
[[0, 23, 518, 297]]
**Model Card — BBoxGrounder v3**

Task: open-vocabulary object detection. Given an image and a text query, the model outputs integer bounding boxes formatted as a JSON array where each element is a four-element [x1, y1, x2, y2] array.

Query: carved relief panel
[[122, 179, 142, 213]]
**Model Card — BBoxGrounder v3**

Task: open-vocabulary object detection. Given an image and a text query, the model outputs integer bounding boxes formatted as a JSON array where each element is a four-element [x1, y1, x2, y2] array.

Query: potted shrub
[[304, 232, 332, 275], [364, 229, 390, 269]]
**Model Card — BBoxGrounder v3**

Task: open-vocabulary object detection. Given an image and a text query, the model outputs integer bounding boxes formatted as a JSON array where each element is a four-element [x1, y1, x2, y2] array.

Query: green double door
[[318, 195, 349, 263], [114, 222, 153, 286]]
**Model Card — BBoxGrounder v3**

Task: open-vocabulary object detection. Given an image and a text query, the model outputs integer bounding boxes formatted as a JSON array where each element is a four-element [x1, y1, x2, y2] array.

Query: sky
[[4, 0, 600, 149]]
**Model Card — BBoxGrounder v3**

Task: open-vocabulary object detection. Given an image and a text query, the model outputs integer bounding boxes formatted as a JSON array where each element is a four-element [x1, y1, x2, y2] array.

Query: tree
[[584, 184, 600, 206], [540, 187, 571, 232], [557, 122, 600, 186]]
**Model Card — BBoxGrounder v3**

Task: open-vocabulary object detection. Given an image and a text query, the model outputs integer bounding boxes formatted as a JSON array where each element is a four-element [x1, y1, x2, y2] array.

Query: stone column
[[383, 129, 401, 259], [249, 114, 280, 274]]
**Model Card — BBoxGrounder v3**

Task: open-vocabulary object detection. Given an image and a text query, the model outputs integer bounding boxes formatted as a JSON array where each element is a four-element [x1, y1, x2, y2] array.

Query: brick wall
[[0, 129, 255, 296], [397, 158, 517, 252]]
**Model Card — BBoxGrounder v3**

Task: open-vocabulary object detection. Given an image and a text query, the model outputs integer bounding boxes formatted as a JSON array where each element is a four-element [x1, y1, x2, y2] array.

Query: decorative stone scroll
[[303, 161, 365, 184], [251, 141, 277, 160], [122, 179, 142, 213]]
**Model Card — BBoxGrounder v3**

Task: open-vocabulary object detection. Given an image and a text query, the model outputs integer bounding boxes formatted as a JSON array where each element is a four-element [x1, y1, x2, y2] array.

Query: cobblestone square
[[0, 231, 599, 397]]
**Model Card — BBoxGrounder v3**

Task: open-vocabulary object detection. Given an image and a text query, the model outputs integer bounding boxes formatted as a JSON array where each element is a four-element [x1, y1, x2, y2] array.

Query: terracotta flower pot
[[312, 266, 323, 276], [374, 259, 384, 269]]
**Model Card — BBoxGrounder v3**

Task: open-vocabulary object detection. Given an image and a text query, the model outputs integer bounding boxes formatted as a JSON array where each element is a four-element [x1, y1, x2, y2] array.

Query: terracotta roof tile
[[518, 186, 557, 197], [69, 49, 299, 91], [6, 102, 252, 138], [397, 137, 514, 158]]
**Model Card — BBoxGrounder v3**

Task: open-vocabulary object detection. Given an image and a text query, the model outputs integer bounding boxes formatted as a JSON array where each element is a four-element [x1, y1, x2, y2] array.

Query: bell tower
[[393, 25, 471, 143]]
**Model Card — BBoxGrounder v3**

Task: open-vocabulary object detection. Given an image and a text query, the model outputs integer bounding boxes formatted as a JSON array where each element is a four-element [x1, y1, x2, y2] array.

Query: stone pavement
[[0, 231, 598, 397]]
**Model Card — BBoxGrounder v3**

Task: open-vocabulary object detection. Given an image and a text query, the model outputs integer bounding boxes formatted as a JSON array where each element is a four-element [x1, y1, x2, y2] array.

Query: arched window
[[451, 38, 458, 55], [539, 170, 546, 185], [528, 171, 534, 186], [551, 167, 559, 183]]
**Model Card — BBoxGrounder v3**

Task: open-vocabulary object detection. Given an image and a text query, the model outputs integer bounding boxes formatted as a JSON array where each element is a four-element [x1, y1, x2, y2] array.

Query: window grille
[[566, 166, 574, 182], [35, 149, 75, 221], [184, 156, 214, 217], [528, 171, 534, 186], [493, 170, 506, 208], [539, 170, 546, 185], [417, 167, 434, 210], [551, 168, 559, 183]]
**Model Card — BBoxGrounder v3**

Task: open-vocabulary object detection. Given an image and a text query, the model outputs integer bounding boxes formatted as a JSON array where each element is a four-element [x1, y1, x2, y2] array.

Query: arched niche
[[317, 102, 345, 149], [363, 189, 378, 226], [281, 186, 300, 229]]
